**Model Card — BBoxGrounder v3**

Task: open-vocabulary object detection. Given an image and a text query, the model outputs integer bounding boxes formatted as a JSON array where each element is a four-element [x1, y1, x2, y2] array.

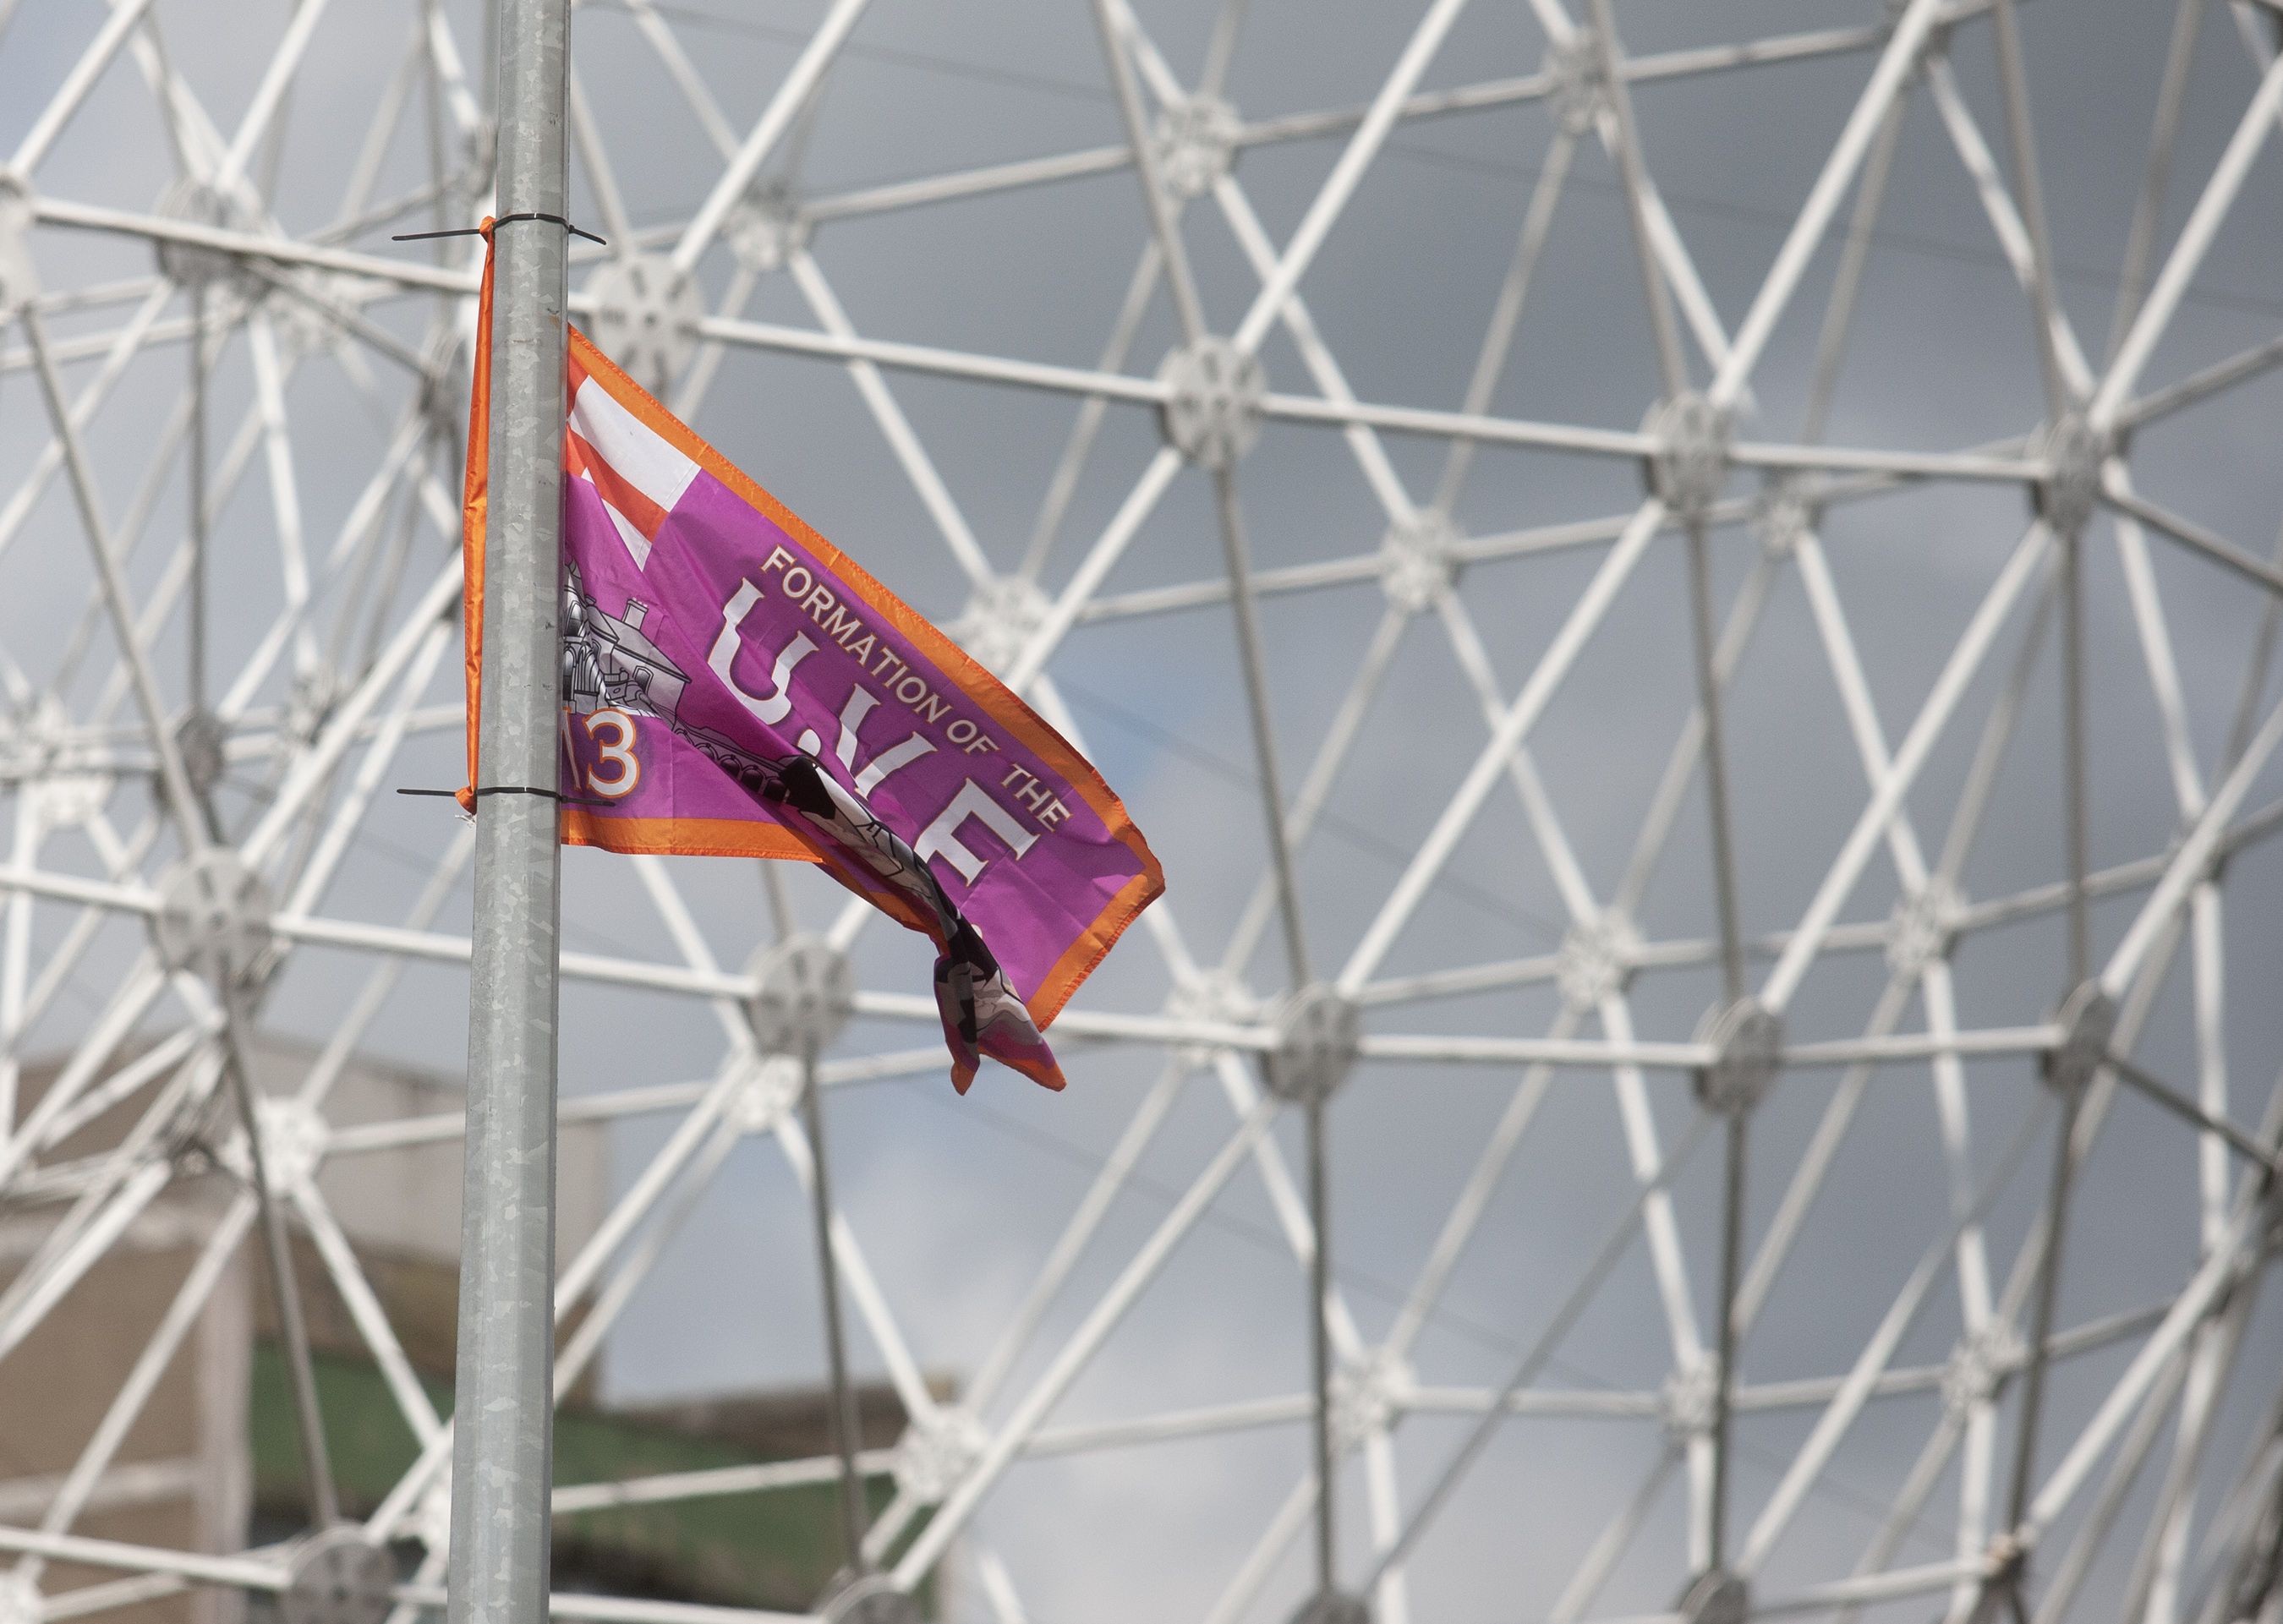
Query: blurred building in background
[[1, 1044, 917, 1622]]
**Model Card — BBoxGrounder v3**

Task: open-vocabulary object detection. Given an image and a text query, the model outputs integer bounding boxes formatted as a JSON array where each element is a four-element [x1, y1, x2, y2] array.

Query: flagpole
[[449, 2, 570, 1622]]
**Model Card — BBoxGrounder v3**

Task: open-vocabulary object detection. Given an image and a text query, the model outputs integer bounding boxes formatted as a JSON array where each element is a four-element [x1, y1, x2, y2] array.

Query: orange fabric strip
[[455, 221, 496, 816]]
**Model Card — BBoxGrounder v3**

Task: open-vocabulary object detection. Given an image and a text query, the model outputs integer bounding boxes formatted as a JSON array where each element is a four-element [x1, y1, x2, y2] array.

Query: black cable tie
[[397, 785, 613, 808], [391, 212, 607, 246]]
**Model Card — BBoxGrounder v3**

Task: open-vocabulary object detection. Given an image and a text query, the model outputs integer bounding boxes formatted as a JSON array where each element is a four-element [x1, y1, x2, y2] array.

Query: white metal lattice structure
[[0, 3, 2280, 1624]]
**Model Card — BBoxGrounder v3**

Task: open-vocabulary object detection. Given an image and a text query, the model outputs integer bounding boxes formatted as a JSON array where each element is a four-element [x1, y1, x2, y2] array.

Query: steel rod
[[1687, 522, 1748, 1007], [1020, 243, 1163, 583], [1762, 522, 2051, 1011], [186, 282, 209, 740], [19, 306, 211, 842], [1587, 0, 1689, 399], [1368, 1114, 1716, 1583], [15, 1195, 257, 1588], [294, 1182, 446, 1443], [1711, 0, 1948, 406], [1989, 0, 2070, 417], [2094, 50, 2283, 424], [2100, 478, 2283, 599], [2061, 534, 2092, 992], [2106, 0, 2207, 364], [2120, 332, 2283, 433], [2105, 1050, 2280, 1173], [2025, 1189, 2274, 1540], [966, 1059, 1191, 1410], [1709, 1108, 1747, 1569], [2002, 1075, 2085, 1549], [1803, 95, 1908, 446], [1306, 1094, 1336, 1595], [1213, 471, 1309, 987], [2103, 695, 2283, 999], [1092, 0, 1206, 347], [669, 0, 870, 275], [799, 1056, 872, 1579], [446, 6, 572, 1624], [1432, 128, 1574, 513], [890, 1102, 1280, 1589], [219, 1004, 340, 1528], [1229, 0, 1473, 358], [1207, 457, 1337, 1595], [1344, 501, 1665, 990]]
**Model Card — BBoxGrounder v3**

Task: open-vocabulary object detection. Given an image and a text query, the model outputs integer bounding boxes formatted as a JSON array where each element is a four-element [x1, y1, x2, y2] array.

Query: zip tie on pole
[[396, 785, 614, 807], [391, 212, 608, 246]]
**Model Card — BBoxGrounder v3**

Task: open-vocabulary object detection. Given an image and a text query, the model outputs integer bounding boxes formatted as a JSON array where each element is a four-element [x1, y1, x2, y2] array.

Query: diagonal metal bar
[[1198, 0, 1249, 98], [1585, 0, 1688, 399], [1343, 499, 1664, 989], [670, 0, 872, 276], [293, 1180, 446, 1444], [2104, 1050, 2280, 1173], [567, 65, 637, 249], [1365, 1113, 1716, 1586], [1711, 0, 1947, 406], [1432, 125, 1574, 514], [1920, 41, 2107, 393], [1761, 521, 2052, 1011], [2100, 475, 2283, 599], [2103, 692, 2283, 999], [2037, 1282, 2258, 1624], [216, 998, 340, 1528], [2106, 0, 2208, 363], [19, 306, 211, 841], [1737, 1094, 2051, 1576], [2023, 1178, 2276, 1541], [1092, 0, 1207, 347], [2121, 331, 2283, 433], [1802, 94, 1910, 445], [1987, 0, 2071, 417], [784, 251, 995, 587], [1213, 470, 1310, 987], [1552, 1450, 1685, 1622], [891, 1099, 1280, 1591], [1614, 551, 1783, 918], [965, 1058, 1195, 1410], [1019, 243, 1163, 583], [2094, 48, 2283, 424], [212, 0, 331, 193], [1208, 460, 1339, 1590], [8, 0, 156, 175], [798, 1053, 871, 1580], [1229, 0, 1472, 356], [1999, 1060, 2085, 1562]]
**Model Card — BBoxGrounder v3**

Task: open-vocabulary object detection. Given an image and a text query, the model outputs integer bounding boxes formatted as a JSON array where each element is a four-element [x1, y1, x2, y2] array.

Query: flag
[[459, 225, 1163, 1091]]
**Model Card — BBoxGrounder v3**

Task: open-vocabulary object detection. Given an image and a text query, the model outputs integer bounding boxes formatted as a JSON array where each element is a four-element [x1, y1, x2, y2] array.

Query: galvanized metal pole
[[447, 2, 570, 1621]]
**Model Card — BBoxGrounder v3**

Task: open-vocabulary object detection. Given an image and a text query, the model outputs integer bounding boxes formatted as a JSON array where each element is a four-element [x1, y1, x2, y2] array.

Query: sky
[[1, 3, 2281, 1622]]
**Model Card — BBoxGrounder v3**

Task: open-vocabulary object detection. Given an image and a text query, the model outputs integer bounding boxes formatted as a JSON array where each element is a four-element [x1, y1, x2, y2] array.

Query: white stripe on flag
[[571, 375, 700, 517], [573, 468, 654, 568]]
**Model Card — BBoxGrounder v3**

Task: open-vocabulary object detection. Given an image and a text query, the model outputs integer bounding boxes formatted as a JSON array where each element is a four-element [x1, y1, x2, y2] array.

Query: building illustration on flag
[[561, 561, 772, 795], [563, 571, 683, 721], [461, 227, 1163, 1092]]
